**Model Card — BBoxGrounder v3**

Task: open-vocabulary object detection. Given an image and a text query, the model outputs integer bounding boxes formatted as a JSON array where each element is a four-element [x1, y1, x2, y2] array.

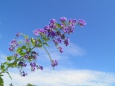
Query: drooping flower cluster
[[7, 17, 86, 77]]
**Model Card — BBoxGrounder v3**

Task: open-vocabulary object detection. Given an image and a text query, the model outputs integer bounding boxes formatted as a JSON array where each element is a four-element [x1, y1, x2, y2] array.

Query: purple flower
[[64, 37, 69, 46], [9, 47, 14, 51], [61, 34, 65, 39], [33, 29, 46, 36], [57, 38, 61, 43], [58, 47, 63, 53], [60, 24, 65, 29], [10, 39, 18, 46], [51, 60, 58, 67], [50, 19, 56, 24], [69, 19, 77, 26], [67, 25, 75, 34], [16, 33, 20, 37], [39, 65, 43, 70], [77, 19, 86, 27], [14, 54, 18, 57], [20, 71, 27, 77], [44, 25, 50, 30], [60, 17, 67, 22], [31, 51, 38, 59], [63, 27, 68, 33], [33, 29, 39, 36], [49, 31, 55, 37], [18, 61, 27, 67], [24, 54, 29, 59], [25, 38, 29, 43], [49, 22, 57, 29], [30, 62, 36, 71]]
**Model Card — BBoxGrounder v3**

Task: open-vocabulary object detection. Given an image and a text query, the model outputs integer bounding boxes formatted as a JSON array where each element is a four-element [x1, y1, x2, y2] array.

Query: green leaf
[[37, 43, 43, 48], [6, 72, 12, 80], [6, 56, 13, 61], [56, 23, 61, 28], [43, 37, 49, 42], [31, 38, 35, 46], [37, 38, 41, 42], [3, 62, 9, 65], [17, 47, 22, 54], [22, 45, 26, 49], [0, 77, 4, 86], [1, 64, 5, 70]]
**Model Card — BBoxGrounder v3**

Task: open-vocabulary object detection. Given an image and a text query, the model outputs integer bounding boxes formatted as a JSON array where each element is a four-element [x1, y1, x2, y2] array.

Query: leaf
[[37, 43, 43, 48], [43, 37, 49, 42], [3, 62, 9, 65], [6, 56, 13, 61], [0, 77, 4, 86], [0, 64, 5, 70], [22, 45, 26, 49], [37, 38, 41, 42], [56, 23, 61, 28], [6, 72, 12, 80], [31, 38, 35, 46], [17, 47, 22, 54]]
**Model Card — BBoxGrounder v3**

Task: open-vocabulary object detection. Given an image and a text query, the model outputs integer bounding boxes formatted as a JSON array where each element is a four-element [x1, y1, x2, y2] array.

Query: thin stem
[[43, 45, 52, 61]]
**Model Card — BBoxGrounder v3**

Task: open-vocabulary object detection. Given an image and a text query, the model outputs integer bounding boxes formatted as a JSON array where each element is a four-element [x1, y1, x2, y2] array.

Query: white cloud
[[2, 69, 115, 86]]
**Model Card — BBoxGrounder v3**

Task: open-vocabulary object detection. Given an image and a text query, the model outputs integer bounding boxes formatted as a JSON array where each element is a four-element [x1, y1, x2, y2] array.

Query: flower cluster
[[7, 17, 86, 77], [9, 39, 18, 51]]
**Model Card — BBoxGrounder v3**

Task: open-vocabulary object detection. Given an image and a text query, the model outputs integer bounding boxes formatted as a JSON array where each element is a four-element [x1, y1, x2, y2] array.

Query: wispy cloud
[[3, 69, 115, 86]]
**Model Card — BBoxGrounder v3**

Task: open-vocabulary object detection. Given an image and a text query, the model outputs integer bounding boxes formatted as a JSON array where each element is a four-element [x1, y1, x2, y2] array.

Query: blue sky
[[0, 0, 115, 86]]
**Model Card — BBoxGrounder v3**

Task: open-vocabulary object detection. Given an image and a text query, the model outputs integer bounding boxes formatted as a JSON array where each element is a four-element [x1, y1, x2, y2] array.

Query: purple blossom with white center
[[69, 19, 77, 26], [10, 39, 18, 46], [67, 25, 75, 34], [60, 24, 65, 29], [24, 54, 29, 59], [63, 27, 68, 33], [33, 29, 39, 36], [33, 29, 46, 36], [58, 47, 63, 53], [49, 22, 57, 29], [60, 17, 67, 22], [77, 19, 86, 27], [51, 60, 58, 67], [64, 37, 69, 46], [30, 62, 36, 71], [9, 47, 14, 51], [44, 25, 50, 30], [50, 19, 56, 24]]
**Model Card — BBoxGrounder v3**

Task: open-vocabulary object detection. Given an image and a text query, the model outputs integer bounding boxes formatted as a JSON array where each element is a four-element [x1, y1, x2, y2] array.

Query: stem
[[43, 45, 52, 61]]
